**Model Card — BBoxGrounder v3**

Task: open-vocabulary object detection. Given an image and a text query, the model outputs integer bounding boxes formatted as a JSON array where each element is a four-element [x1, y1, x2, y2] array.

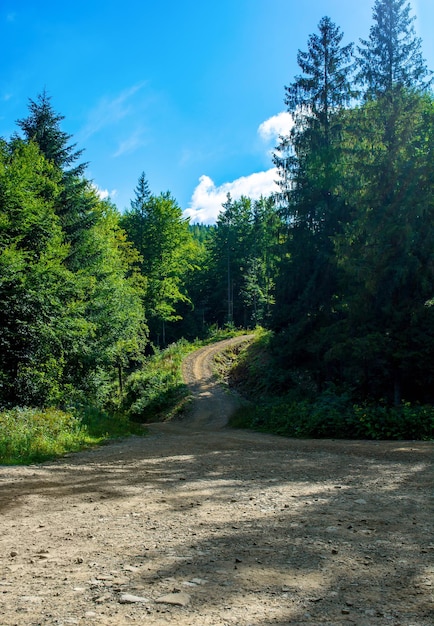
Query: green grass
[[0, 328, 255, 465], [123, 329, 252, 422], [0, 406, 145, 465], [122, 338, 194, 422]]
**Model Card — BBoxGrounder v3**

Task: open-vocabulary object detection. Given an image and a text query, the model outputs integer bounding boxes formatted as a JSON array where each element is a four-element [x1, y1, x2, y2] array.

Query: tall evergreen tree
[[0, 100, 148, 407], [16, 90, 86, 176], [0, 139, 74, 405], [16, 92, 97, 257], [334, 93, 434, 404], [333, 0, 434, 404], [275, 16, 354, 223], [272, 17, 354, 385], [205, 195, 253, 327], [121, 183, 196, 345], [357, 0, 432, 99], [120, 172, 152, 268], [203, 195, 281, 329], [241, 197, 280, 326]]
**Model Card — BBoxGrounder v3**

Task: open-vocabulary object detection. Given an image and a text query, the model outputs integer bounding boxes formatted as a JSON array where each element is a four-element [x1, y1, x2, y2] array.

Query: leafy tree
[[175, 225, 213, 340], [1, 110, 147, 408], [71, 196, 146, 401], [121, 184, 196, 345], [0, 139, 75, 405]]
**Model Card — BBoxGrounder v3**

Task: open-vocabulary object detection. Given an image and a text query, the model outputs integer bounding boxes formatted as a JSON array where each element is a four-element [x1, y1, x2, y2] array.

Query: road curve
[[180, 334, 254, 430]]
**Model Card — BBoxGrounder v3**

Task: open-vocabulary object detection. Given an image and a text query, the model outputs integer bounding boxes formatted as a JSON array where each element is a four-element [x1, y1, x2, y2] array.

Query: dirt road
[[1, 337, 433, 625]]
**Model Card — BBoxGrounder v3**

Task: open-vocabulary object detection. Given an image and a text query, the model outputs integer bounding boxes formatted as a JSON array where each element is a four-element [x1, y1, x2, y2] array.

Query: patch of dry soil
[[1, 336, 433, 625]]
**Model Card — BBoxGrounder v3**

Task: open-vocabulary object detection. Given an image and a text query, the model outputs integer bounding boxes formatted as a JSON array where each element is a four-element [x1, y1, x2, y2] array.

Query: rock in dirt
[[155, 592, 191, 606], [119, 593, 151, 604]]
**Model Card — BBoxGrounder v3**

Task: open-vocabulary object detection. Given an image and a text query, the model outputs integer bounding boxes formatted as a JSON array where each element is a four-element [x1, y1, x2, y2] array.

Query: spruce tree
[[120, 172, 152, 268], [336, 93, 434, 404], [121, 180, 196, 345], [336, 0, 434, 403], [272, 17, 354, 385], [16, 91, 96, 257], [16, 90, 86, 176], [357, 0, 432, 98], [275, 16, 354, 219]]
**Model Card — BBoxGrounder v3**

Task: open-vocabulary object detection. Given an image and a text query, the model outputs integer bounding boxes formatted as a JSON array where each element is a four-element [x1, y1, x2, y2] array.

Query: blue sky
[[1, 1, 433, 223]]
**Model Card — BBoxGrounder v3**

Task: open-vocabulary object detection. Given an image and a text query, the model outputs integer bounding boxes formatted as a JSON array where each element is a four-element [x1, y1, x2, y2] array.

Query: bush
[[0, 405, 145, 465], [0, 407, 90, 464], [122, 339, 192, 422], [122, 331, 250, 422], [228, 332, 434, 441], [229, 393, 434, 440]]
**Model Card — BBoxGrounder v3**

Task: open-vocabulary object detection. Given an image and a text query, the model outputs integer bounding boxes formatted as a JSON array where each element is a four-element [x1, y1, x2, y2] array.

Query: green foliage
[[1, 98, 147, 410], [0, 139, 75, 405], [203, 195, 281, 329], [121, 339, 193, 422], [121, 330, 249, 423], [0, 407, 91, 464], [189, 223, 214, 244], [0, 406, 144, 465], [333, 91, 434, 403], [228, 333, 434, 440], [357, 0, 432, 98], [121, 184, 197, 344], [272, 16, 354, 363], [16, 90, 86, 175], [1, 6, 434, 443], [230, 392, 434, 441], [270, 5, 434, 406], [78, 405, 145, 439]]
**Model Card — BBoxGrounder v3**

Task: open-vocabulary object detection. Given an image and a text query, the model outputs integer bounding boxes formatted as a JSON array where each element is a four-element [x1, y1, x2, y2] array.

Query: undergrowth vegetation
[[228, 332, 434, 441], [0, 329, 243, 465], [122, 327, 246, 422], [0, 406, 144, 465], [121, 338, 193, 422]]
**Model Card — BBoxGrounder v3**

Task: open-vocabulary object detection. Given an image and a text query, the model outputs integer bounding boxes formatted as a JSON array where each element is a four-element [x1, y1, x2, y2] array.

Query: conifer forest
[[1, 0, 434, 449]]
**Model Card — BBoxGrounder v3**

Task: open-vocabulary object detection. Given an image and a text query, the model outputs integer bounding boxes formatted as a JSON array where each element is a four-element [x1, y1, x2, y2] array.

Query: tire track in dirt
[[179, 335, 254, 430]]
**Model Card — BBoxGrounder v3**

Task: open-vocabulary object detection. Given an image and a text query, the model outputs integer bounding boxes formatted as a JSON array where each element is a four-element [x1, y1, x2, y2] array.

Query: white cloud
[[184, 169, 279, 225], [183, 111, 291, 224], [92, 183, 117, 201], [258, 111, 293, 142]]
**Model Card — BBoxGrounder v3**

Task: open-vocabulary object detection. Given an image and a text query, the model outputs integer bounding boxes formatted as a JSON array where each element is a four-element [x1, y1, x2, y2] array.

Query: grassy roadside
[[0, 406, 145, 465], [121, 328, 250, 423], [0, 328, 247, 465]]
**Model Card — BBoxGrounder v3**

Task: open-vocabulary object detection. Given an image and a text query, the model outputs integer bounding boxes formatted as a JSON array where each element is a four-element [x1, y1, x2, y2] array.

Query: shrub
[[122, 339, 192, 422], [0, 407, 90, 464], [0, 405, 145, 465], [230, 392, 434, 440]]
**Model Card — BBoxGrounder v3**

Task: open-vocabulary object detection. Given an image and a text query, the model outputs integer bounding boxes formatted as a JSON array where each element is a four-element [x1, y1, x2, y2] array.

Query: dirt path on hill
[[0, 336, 433, 626]]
